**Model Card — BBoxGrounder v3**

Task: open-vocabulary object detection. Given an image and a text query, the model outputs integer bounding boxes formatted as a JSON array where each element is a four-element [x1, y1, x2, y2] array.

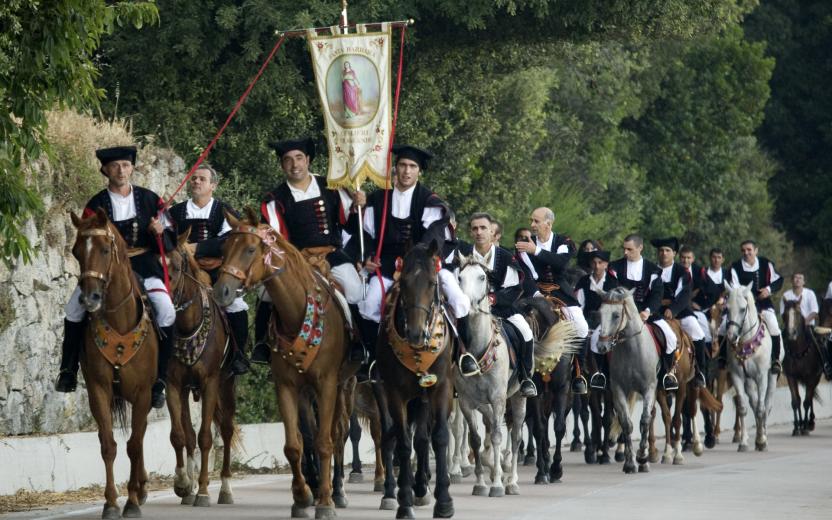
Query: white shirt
[[472, 244, 519, 288], [534, 233, 570, 256], [707, 268, 723, 285], [780, 288, 819, 325], [626, 258, 644, 281], [264, 174, 351, 235], [107, 185, 171, 228], [825, 281, 832, 300], [660, 263, 684, 297], [186, 198, 231, 236], [576, 272, 607, 309], [362, 185, 443, 239]]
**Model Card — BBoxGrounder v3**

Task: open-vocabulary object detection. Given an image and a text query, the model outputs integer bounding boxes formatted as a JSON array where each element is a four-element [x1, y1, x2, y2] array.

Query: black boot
[[347, 304, 368, 364], [824, 338, 832, 381], [152, 325, 174, 409], [590, 352, 608, 390], [456, 316, 480, 376], [693, 340, 708, 388], [660, 352, 679, 392], [770, 335, 782, 375], [571, 341, 588, 395], [718, 337, 727, 369], [356, 316, 380, 383], [55, 319, 85, 392], [518, 338, 537, 397], [251, 301, 272, 365], [226, 310, 251, 375]]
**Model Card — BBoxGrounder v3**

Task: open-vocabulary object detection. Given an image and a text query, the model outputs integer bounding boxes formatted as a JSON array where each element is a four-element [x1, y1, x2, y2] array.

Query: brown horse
[[165, 234, 238, 506], [374, 241, 455, 519], [705, 300, 742, 444], [213, 210, 353, 519], [348, 383, 385, 491], [782, 299, 823, 435], [70, 208, 158, 519]]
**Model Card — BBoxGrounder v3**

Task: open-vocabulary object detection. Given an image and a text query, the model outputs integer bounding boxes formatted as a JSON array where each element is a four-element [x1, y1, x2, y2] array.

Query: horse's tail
[[609, 393, 638, 440], [696, 386, 724, 413], [112, 395, 129, 432], [213, 400, 243, 454], [534, 319, 583, 364]]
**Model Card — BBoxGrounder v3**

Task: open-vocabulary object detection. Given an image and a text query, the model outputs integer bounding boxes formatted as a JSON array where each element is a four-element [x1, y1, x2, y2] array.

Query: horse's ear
[[725, 280, 733, 291], [427, 238, 440, 257], [244, 207, 259, 225], [744, 281, 754, 292], [225, 209, 240, 229], [94, 207, 108, 225], [70, 211, 82, 228], [625, 287, 635, 297], [177, 227, 191, 247], [456, 250, 466, 267]]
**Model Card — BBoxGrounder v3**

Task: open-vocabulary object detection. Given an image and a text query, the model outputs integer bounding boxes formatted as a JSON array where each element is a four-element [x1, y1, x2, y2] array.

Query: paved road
[[9, 420, 832, 520]]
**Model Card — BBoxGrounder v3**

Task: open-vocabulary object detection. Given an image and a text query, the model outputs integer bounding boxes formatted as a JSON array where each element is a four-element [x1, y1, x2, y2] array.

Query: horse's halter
[[459, 261, 491, 314], [219, 225, 286, 293], [76, 226, 134, 314], [398, 263, 442, 347], [725, 293, 760, 346], [170, 249, 208, 313], [597, 298, 642, 347]]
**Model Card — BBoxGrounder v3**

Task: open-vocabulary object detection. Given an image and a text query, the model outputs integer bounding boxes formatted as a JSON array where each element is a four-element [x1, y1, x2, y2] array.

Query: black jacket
[[608, 257, 663, 316]]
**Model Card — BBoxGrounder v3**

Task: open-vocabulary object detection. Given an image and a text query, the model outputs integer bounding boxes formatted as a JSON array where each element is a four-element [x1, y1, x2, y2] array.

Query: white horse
[[724, 282, 776, 451], [454, 256, 523, 497]]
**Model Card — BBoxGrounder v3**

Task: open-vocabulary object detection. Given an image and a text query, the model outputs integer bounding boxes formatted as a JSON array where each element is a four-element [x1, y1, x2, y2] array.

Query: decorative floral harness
[[171, 269, 217, 367], [733, 321, 767, 363]]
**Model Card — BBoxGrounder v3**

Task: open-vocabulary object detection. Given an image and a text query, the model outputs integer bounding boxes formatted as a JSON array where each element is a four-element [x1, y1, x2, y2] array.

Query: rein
[[598, 298, 644, 346], [77, 226, 142, 319], [220, 225, 286, 292]]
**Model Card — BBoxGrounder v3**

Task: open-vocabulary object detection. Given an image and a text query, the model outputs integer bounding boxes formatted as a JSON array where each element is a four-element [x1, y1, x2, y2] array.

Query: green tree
[[0, 0, 158, 264]]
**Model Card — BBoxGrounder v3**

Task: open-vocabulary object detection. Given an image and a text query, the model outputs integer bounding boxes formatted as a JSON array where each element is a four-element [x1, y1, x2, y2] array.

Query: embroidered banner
[[308, 24, 391, 189]]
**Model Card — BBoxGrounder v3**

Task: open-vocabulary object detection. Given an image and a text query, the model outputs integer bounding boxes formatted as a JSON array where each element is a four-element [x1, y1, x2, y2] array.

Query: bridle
[[396, 264, 442, 348], [725, 294, 760, 346], [77, 226, 136, 314], [597, 297, 643, 346], [219, 224, 286, 293], [171, 248, 210, 313], [459, 260, 492, 314]]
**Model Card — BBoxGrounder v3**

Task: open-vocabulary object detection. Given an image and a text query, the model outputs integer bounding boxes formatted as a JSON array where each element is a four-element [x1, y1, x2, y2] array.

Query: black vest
[[658, 262, 693, 318], [609, 257, 663, 314], [694, 266, 729, 310], [730, 257, 782, 310], [456, 243, 522, 318], [575, 271, 620, 315], [169, 198, 238, 260], [527, 234, 578, 306], [263, 176, 343, 250]]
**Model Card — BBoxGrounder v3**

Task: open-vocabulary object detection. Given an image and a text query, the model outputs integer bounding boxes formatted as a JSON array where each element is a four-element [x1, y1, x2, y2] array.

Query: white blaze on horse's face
[[458, 260, 489, 313]]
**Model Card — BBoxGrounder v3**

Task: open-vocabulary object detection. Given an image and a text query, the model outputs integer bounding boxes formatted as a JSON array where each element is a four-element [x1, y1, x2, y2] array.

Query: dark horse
[[374, 241, 455, 519], [165, 235, 237, 506], [213, 210, 354, 519], [70, 209, 158, 519], [782, 299, 823, 435]]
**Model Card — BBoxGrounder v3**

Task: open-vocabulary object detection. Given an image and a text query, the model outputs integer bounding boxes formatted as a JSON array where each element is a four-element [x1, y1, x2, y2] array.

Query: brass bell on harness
[[418, 373, 437, 388]]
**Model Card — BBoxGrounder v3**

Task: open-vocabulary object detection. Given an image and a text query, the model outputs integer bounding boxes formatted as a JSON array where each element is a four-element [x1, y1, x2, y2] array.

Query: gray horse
[[596, 287, 659, 474]]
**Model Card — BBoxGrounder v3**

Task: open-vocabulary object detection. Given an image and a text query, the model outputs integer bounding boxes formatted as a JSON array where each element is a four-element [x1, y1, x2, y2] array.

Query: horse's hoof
[[505, 483, 520, 495], [704, 435, 716, 449], [333, 494, 348, 508], [800, 429, 810, 436], [380, 497, 398, 510], [472, 484, 489, 496], [808, 421, 816, 432], [489, 485, 505, 497], [315, 505, 337, 519], [433, 500, 455, 518], [181, 494, 196, 506], [649, 449, 660, 464], [138, 491, 147, 506], [570, 440, 582, 452], [348, 472, 364, 484], [450, 473, 463, 484], [732, 434, 741, 444], [598, 453, 611, 465], [373, 480, 385, 493], [217, 491, 234, 505], [584, 448, 597, 464], [681, 442, 692, 453], [755, 442, 768, 452], [661, 455, 672, 465], [638, 463, 649, 473], [614, 452, 625, 463], [461, 466, 473, 477], [549, 466, 563, 482], [102, 504, 121, 520], [523, 455, 536, 466], [174, 484, 191, 498], [792, 429, 800, 437], [636, 454, 648, 465], [623, 462, 636, 474], [193, 494, 210, 507], [396, 506, 415, 519], [673, 455, 685, 465], [414, 494, 432, 506], [534, 474, 549, 485], [122, 502, 142, 518], [737, 444, 748, 453], [291, 504, 311, 518]]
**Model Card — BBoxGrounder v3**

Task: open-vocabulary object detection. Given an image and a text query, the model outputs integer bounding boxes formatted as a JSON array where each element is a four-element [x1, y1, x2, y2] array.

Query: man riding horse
[[729, 240, 784, 374], [687, 247, 729, 368], [168, 164, 250, 375], [652, 237, 708, 388], [608, 234, 679, 391], [55, 145, 176, 408], [252, 137, 366, 365], [453, 212, 538, 397], [780, 272, 832, 379], [352, 144, 470, 382], [574, 250, 619, 390], [515, 207, 589, 395]]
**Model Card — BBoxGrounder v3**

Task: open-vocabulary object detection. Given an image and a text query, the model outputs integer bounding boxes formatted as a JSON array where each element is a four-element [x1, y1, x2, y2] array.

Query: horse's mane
[[402, 243, 438, 278], [516, 297, 558, 330]]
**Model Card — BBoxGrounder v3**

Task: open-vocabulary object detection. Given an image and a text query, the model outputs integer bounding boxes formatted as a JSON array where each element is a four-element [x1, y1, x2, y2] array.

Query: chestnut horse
[[213, 210, 353, 519], [782, 299, 822, 435], [70, 209, 158, 519], [704, 299, 741, 445], [165, 235, 237, 506]]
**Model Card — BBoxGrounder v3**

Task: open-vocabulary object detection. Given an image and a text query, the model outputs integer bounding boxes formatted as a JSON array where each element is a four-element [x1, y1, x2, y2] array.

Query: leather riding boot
[[519, 338, 537, 397], [356, 316, 380, 383], [718, 337, 727, 369], [226, 310, 251, 375], [251, 301, 272, 365], [347, 304, 368, 364], [589, 352, 608, 390], [456, 316, 480, 376], [55, 319, 85, 392], [824, 339, 832, 381], [770, 335, 782, 375], [152, 325, 174, 409], [661, 352, 679, 391], [693, 340, 707, 388], [570, 339, 588, 395]]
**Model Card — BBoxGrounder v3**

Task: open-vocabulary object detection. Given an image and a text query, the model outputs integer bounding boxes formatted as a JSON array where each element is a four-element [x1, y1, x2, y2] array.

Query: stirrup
[[250, 342, 272, 365], [662, 373, 679, 392], [459, 352, 481, 377], [571, 374, 588, 395], [520, 378, 537, 397], [367, 360, 381, 384], [589, 372, 607, 390], [770, 360, 782, 375]]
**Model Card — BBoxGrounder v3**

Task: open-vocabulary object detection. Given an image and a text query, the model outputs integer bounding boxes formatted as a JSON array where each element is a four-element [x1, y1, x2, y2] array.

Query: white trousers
[[562, 305, 589, 339], [357, 269, 471, 323], [761, 308, 781, 336], [590, 327, 602, 354], [653, 318, 678, 354], [681, 315, 706, 342], [507, 314, 534, 342], [225, 296, 249, 313], [693, 310, 712, 342], [65, 277, 176, 327], [331, 263, 364, 304]]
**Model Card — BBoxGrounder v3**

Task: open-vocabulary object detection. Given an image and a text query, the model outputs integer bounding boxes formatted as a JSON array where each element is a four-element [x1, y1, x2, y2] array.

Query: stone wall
[[0, 147, 186, 435]]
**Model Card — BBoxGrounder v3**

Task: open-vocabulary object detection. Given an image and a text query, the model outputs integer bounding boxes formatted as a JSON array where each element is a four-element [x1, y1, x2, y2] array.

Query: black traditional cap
[[270, 137, 315, 162], [650, 237, 680, 252], [393, 144, 433, 171], [95, 146, 137, 167], [588, 250, 611, 262]]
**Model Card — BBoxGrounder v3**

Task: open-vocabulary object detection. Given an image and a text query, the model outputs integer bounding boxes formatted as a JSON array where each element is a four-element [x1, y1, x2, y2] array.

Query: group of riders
[[54, 139, 832, 408]]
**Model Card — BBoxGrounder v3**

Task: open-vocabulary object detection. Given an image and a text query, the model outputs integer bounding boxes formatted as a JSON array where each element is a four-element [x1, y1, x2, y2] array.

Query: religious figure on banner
[[342, 61, 362, 119]]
